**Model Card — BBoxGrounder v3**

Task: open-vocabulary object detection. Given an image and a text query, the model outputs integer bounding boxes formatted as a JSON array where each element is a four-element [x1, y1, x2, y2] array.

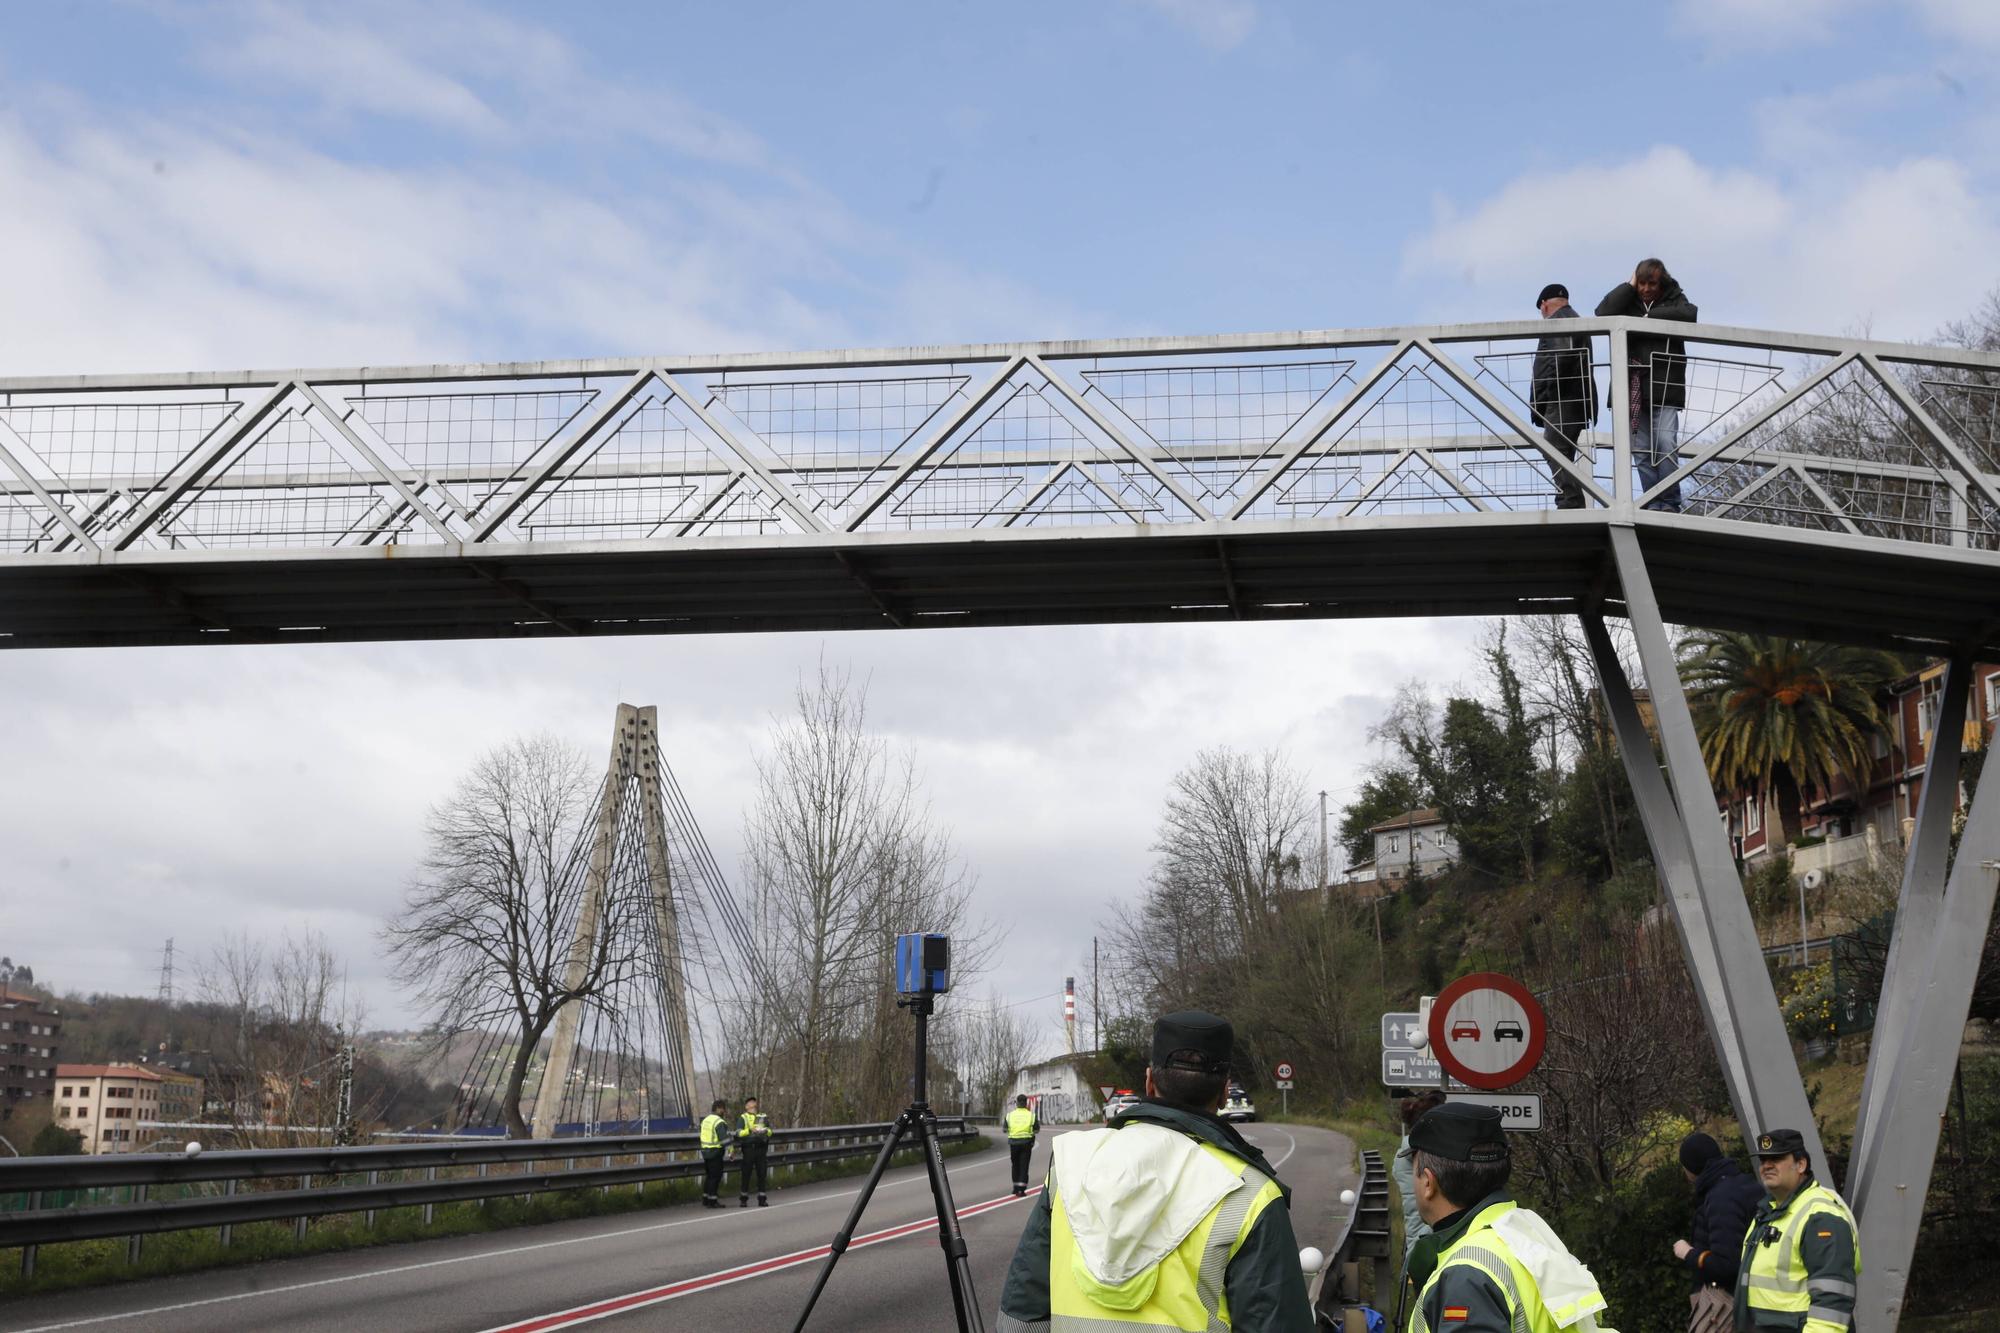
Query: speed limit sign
[[1273, 1060, 1295, 1081]]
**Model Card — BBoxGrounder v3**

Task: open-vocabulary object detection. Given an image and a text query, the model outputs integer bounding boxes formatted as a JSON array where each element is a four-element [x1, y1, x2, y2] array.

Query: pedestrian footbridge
[[1, 317, 1995, 1325]]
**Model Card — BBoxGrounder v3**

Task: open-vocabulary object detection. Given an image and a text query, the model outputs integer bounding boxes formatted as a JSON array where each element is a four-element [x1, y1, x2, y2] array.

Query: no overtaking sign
[[1427, 971, 1546, 1091]]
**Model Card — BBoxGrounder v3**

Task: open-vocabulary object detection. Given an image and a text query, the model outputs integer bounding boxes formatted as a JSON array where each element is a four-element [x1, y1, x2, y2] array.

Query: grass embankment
[[1273, 1105, 1407, 1309], [0, 1133, 991, 1300]]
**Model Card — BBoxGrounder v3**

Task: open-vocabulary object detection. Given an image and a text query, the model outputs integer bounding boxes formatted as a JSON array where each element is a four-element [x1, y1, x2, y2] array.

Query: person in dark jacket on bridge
[[1531, 282, 1598, 510], [1671, 1131, 1764, 1333], [1597, 259, 1698, 512]]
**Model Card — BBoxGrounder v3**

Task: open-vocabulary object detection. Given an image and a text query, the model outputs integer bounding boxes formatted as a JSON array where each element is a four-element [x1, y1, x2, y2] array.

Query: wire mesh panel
[[708, 373, 970, 530], [516, 390, 797, 542], [865, 365, 1202, 529], [1076, 359, 1353, 514], [147, 405, 422, 550], [351, 388, 599, 531], [0, 399, 242, 550]]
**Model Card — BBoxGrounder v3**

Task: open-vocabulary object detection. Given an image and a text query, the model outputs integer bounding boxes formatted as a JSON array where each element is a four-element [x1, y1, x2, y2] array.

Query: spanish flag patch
[[1817, 1231, 1833, 1238], [1443, 1308, 1470, 1323]]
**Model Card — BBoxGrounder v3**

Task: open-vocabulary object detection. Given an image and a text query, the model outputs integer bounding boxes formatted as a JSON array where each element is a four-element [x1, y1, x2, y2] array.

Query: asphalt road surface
[[0, 1121, 1356, 1333]]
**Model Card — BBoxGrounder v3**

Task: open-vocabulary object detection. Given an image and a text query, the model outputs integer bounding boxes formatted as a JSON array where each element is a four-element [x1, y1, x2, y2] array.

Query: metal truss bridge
[[0, 317, 1993, 655], [3, 317, 1997, 1324]]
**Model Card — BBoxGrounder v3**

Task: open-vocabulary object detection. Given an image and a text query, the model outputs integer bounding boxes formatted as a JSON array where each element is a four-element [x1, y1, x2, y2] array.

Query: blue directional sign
[[1381, 1012, 1425, 1051]]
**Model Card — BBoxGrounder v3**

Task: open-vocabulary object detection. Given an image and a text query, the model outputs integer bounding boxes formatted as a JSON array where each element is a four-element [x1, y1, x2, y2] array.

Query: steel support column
[[1605, 525, 1828, 1177], [1851, 668, 2000, 1325], [1581, 612, 1754, 1129], [532, 705, 637, 1139], [635, 705, 700, 1125]]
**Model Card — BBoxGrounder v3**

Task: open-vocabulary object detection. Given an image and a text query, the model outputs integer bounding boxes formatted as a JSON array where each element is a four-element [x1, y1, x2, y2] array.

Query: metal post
[[1798, 876, 1810, 967], [127, 1184, 146, 1264], [221, 1177, 235, 1247], [366, 1169, 378, 1229], [1850, 698, 2000, 1325], [536, 705, 638, 1139], [22, 1191, 39, 1278], [636, 706, 700, 1123], [1853, 656, 1972, 1173], [1587, 536, 1827, 1180], [1608, 327, 1633, 508], [423, 1165, 436, 1225]]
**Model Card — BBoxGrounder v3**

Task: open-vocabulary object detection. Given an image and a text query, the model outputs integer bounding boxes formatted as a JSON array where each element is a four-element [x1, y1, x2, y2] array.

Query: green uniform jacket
[[996, 1100, 1312, 1332], [1732, 1178, 1859, 1333]]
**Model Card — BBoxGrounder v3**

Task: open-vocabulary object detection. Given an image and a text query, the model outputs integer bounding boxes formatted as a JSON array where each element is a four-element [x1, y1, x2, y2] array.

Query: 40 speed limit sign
[[1272, 1060, 1294, 1081]]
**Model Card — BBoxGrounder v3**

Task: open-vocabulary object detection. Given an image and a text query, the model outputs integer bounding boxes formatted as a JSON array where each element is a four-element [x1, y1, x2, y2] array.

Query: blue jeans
[[1633, 403, 1682, 511]]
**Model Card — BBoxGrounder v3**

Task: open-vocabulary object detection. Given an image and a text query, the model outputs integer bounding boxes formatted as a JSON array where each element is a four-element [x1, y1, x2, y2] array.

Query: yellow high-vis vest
[[699, 1113, 727, 1149], [738, 1110, 770, 1138], [1047, 1140, 1281, 1331], [1737, 1181, 1860, 1333], [1006, 1107, 1038, 1140], [1411, 1200, 1607, 1333]]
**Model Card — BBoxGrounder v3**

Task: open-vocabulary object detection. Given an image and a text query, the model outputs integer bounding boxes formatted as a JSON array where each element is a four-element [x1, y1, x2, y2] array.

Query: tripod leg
[[789, 1111, 911, 1333], [917, 1109, 987, 1333]]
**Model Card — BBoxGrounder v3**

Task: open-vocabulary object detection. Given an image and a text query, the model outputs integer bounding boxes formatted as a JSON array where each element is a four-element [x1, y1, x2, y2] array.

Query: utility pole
[[156, 938, 175, 1006], [1092, 937, 1100, 1052], [335, 1040, 356, 1144]]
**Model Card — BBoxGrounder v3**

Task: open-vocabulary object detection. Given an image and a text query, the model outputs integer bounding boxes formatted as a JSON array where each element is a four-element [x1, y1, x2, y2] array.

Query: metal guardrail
[[1313, 1147, 1392, 1330], [0, 1119, 976, 1268]]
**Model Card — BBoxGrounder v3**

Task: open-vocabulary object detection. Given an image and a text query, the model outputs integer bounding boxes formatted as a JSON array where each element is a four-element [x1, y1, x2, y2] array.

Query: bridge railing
[[0, 1118, 976, 1274], [2, 318, 1994, 559], [1312, 1146, 1392, 1329]]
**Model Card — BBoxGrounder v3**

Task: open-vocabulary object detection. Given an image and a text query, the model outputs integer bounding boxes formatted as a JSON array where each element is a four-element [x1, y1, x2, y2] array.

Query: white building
[[1007, 1054, 1104, 1124], [1368, 808, 1456, 883], [55, 1064, 164, 1155]]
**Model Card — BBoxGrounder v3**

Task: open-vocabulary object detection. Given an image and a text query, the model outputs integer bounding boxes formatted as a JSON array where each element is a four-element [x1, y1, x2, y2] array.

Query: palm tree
[[1677, 630, 1904, 847]]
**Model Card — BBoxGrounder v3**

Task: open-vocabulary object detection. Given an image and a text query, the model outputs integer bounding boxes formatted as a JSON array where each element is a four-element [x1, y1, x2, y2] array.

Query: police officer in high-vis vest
[[1005, 1094, 1039, 1197], [996, 1010, 1311, 1332], [698, 1099, 732, 1209], [1402, 1102, 1614, 1333], [1733, 1128, 1859, 1333], [737, 1096, 772, 1207]]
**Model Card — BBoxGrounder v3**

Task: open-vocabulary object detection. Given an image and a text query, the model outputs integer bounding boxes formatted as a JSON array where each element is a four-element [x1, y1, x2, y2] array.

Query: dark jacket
[[1530, 304, 1598, 430], [1596, 279, 1698, 409], [996, 1100, 1311, 1332], [1682, 1156, 1763, 1291]]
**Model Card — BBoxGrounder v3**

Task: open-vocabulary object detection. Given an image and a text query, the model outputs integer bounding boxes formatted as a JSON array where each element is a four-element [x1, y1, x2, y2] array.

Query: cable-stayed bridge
[[1, 316, 1995, 1325]]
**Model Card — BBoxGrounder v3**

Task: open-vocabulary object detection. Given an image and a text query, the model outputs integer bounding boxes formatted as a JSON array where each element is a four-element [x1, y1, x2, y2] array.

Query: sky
[[2, 0, 1996, 1061]]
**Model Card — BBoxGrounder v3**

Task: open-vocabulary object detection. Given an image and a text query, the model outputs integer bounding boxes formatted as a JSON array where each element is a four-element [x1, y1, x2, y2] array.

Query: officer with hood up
[[996, 1009, 1311, 1332]]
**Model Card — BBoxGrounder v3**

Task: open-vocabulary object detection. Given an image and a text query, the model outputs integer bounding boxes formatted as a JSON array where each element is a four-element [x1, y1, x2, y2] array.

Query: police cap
[[1151, 1010, 1233, 1074], [1406, 1103, 1510, 1164], [1752, 1127, 1809, 1159]]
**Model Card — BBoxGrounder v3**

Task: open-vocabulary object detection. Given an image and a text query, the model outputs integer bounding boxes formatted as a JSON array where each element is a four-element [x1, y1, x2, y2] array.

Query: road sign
[[1446, 1091, 1543, 1132], [1381, 1050, 1443, 1087], [1099, 1085, 1114, 1100], [1428, 972, 1547, 1091], [1274, 1079, 1294, 1090], [1381, 1012, 1424, 1050], [1273, 1060, 1295, 1081]]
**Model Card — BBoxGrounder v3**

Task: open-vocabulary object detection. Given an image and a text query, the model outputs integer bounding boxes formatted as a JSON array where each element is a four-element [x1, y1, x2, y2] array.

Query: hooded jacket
[[1683, 1156, 1764, 1290], [1596, 279, 1698, 409], [996, 1100, 1312, 1332]]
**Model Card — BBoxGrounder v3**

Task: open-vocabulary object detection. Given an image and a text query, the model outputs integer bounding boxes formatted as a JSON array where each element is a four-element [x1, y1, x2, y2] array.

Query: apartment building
[[0, 990, 62, 1119], [55, 1064, 165, 1155]]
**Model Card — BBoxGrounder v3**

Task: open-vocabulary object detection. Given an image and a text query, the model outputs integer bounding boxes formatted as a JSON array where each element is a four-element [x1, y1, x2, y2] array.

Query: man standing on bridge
[[1732, 1128, 1859, 1333], [996, 1009, 1311, 1332], [699, 1098, 732, 1209], [1005, 1093, 1039, 1197], [1402, 1102, 1612, 1333], [1531, 282, 1598, 511], [737, 1095, 772, 1207]]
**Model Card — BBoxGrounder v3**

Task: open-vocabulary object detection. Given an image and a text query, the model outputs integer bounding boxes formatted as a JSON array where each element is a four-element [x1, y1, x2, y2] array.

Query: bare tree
[[382, 734, 651, 1138], [194, 928, 364, 1145], [739, 663, 989, 1123], [1152, 747, 1313, 951]]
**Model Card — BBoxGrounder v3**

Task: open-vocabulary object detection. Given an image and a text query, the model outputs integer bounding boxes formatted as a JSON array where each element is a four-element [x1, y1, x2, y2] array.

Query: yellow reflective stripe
[[1194, 1175, 1261, 1332], [1449, 1246, 1528, 1333]]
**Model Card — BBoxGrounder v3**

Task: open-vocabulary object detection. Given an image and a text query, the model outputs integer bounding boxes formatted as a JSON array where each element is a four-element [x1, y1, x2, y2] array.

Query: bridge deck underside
[[3, 513, 1993, 654]]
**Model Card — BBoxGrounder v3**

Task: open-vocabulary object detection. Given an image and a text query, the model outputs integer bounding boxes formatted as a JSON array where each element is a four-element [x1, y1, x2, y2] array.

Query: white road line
[[5, 1149, 1016, 1333], [1266, 1127, 1298, 1168]]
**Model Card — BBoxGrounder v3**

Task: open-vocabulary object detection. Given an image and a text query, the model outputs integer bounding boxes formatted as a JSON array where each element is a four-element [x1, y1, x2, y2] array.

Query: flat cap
[[1407, 1103, 1509, 1164], [1537, 282, 1569, 307], [1151, 1010, 1233, 1074], [1752, 1127, 1809, 1158]]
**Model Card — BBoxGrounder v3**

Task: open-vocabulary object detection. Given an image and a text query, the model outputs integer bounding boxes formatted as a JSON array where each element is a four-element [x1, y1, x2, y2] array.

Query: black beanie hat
[[1680, 1131, 1722, 1174]]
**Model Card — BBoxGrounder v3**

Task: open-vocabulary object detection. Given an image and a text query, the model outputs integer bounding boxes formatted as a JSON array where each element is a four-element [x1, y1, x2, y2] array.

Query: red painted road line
[[479, 1188, 1040, 1333]]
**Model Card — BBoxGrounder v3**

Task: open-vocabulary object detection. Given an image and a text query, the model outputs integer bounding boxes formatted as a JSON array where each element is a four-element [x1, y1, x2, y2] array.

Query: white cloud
[[1404, 145, 2000, 339], [1129, 0, 1258, 52], [1674, 0, 1869, 45]]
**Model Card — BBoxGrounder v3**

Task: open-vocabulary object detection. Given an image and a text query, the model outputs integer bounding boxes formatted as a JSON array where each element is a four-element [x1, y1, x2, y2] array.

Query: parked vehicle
[[1102, 1090, 1141, 1123], [1220, 1084, 1257, 1123]]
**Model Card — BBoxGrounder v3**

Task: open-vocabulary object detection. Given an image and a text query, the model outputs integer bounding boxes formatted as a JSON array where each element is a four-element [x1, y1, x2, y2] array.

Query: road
[[0, 1122, 1355, 1333]]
